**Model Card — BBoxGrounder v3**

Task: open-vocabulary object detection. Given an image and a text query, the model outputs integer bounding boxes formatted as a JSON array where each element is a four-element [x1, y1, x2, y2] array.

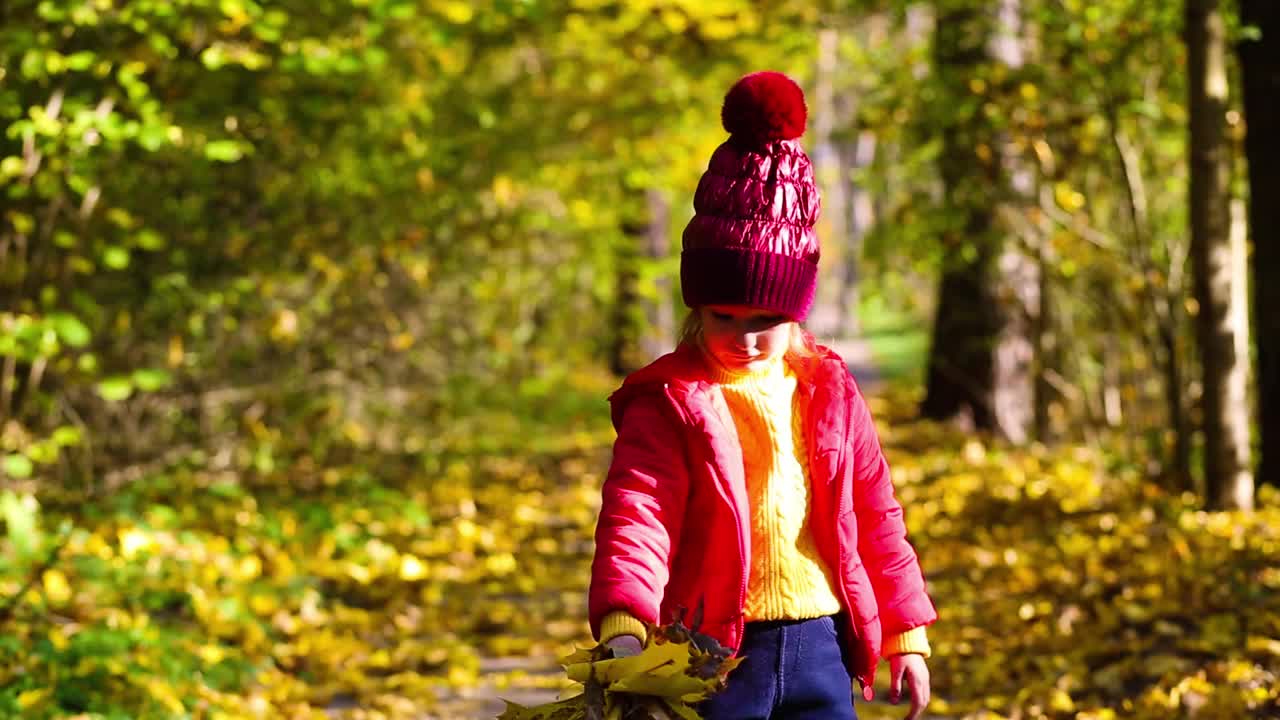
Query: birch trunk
[[1187, 0, 1254, 510]]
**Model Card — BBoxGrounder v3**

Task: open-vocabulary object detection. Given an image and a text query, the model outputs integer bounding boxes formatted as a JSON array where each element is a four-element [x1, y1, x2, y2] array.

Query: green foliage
[[0, 491, 40, 562], [858, 292, 931, 385]]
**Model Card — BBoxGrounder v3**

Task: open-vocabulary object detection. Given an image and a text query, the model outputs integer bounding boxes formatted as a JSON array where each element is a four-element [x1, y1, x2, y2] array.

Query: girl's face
[[699, 304, 792, 373]]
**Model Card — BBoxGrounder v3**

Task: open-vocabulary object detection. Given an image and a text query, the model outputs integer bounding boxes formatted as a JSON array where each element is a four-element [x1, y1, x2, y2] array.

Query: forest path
[[827, 332, 883, 393]]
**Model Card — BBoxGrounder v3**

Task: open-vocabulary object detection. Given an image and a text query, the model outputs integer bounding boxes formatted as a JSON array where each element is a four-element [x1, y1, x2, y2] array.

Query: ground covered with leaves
[[2, 378, 1278, 719]]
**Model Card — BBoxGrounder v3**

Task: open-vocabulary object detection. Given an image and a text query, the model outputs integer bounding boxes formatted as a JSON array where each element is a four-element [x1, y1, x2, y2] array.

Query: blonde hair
[[679, 308, 822, 361]]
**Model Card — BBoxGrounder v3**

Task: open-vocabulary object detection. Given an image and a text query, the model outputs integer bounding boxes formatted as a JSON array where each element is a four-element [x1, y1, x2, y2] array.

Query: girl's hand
[[889, 653, 931, 720], [605, 634, 643, 657]]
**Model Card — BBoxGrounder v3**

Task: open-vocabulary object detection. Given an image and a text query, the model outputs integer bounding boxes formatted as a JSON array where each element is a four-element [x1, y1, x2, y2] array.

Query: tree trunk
[[842, 130, 878, 326], [641, 190, 674, 362], [993, 246, 1037, 445], [924, 5, 998, 431], [609, 189, 673, 375], [836, 14, 891, 330], [1239, 0, 1280, 488], [922, 0, 1035, 444], [993, 0, 1038, 445], [1033, 243, 1057, 442], [1186, 0, 1254, 510], [1102, 333, 1123, 429], [809, 27, 851, 340]]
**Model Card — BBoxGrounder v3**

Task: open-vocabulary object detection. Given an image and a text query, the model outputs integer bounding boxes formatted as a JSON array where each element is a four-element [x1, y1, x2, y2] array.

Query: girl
[[588, 71, 936, 720]]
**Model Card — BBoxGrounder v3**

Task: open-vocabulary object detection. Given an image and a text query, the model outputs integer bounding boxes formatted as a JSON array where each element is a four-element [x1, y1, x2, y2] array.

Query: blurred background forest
[[2, 0, 1278, 718]]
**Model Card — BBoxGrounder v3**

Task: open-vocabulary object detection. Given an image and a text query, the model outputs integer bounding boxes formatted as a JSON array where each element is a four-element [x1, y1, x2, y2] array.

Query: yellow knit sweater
[[712, 354, 842, 621], [601, 350, 929, 657]]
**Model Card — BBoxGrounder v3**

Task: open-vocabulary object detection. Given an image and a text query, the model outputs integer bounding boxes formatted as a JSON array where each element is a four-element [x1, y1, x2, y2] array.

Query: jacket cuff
[[883, 626, 931, 657], [599, 611, 648, 644]]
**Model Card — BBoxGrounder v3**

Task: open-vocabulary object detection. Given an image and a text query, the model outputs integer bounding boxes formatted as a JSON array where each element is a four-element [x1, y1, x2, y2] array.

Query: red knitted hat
[[681, 71, 821, 321]]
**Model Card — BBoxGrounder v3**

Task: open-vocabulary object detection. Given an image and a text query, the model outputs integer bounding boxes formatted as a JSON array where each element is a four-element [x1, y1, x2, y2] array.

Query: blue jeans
[[700, 615, 857, 720]]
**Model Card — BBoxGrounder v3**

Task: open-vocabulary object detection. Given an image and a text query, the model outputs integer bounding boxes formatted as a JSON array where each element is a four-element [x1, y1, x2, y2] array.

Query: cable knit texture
[[600, 610, 649, 645], [882, 625, 932, 657], [704, 350, 842, 621]]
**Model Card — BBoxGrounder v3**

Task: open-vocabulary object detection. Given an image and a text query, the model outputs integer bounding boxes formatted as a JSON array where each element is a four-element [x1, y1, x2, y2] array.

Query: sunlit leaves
[[0, 492, 41, 561], [94, 377, 134, 401], [0, 402, 616, 717], [1, 455, 35, 480], [0, 313, 84, 361], [504, 630, 741, 720], [868, 386, 1280, 720], [46, 313, 90, 348], [203, 139, 248, 162], [2, 370, 1279, 718]]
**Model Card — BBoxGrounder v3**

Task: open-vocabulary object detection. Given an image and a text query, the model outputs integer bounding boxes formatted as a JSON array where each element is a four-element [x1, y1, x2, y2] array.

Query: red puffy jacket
[[588, 341, 936, 694]]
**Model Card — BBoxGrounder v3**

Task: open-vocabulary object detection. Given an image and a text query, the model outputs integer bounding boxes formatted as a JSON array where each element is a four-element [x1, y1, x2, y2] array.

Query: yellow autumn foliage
[[3, 376, 1277, 719]]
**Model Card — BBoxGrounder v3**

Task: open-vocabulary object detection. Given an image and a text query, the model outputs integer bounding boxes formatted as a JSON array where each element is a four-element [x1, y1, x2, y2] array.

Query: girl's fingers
[[904, 682, 922, 719], [904, 663, 931, 720]]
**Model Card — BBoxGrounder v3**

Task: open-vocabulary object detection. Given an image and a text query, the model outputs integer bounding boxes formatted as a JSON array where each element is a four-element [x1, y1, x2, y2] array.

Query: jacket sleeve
[[589, 391, 690, 640], [847, 378, 938, 639]]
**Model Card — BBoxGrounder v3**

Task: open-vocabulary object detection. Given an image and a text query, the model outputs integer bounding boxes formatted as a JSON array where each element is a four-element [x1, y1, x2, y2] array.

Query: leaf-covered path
[[423, 362, 1280, 719], [9, 346, 1278, 719]]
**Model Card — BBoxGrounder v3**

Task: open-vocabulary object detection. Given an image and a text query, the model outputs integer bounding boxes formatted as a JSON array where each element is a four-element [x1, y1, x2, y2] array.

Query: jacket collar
[[608, 341, 849, 429]]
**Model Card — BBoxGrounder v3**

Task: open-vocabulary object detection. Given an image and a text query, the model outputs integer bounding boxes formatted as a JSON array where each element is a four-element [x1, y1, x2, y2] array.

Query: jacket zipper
[[725, 388, 748, 653], [735, 519, 747, 653], [702, 384, 750, 653], [806, 379, 875, 693]]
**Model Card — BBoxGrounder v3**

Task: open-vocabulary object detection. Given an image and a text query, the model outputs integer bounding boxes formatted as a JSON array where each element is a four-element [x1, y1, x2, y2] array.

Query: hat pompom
[[721, 71, 807, 145]]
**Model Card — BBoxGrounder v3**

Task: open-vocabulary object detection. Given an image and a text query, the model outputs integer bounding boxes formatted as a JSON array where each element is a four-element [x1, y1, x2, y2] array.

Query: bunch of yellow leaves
[[499, 615, 742, 720]]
